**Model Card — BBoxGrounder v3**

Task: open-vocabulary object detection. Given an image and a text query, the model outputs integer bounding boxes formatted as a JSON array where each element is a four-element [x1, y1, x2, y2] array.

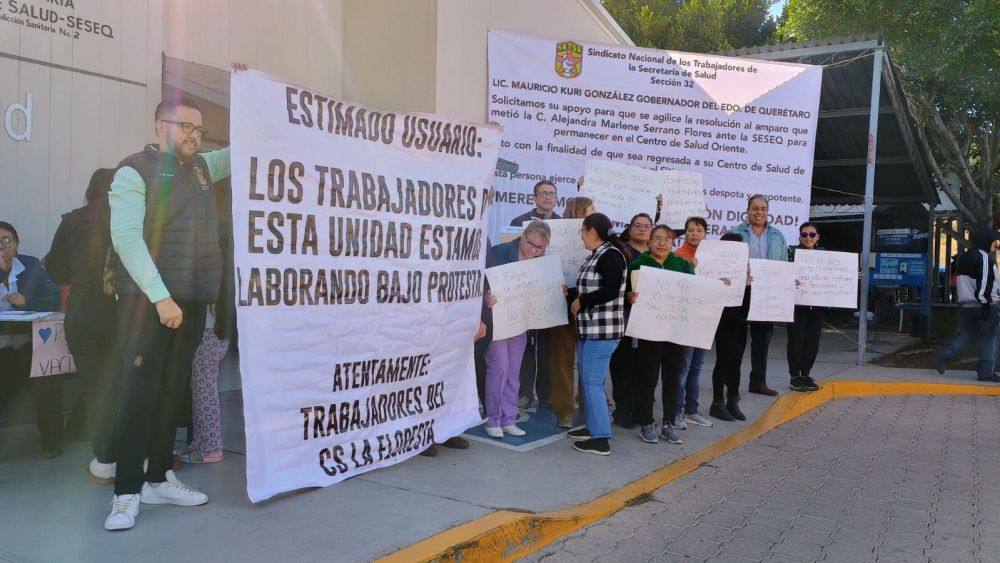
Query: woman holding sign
[[483, 221, 552, 439], [609, 212, 654, 429], [568, 213, 627, 456], [787, 222, 824, 393], [625, 225, 694, 445], [549, 197, 594, 428]]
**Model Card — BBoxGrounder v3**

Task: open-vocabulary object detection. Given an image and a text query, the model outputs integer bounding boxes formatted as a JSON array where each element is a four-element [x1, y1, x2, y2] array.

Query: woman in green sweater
[[625, 225, 694, 445]]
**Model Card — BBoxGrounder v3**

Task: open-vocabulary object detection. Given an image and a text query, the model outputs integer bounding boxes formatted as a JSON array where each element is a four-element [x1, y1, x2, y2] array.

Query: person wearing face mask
[[936, 226, 1000, 383], [0, 221, 62, 456], [786, 222, 825, 392], [727, 195, 788, 397], [609, 212, 654, 429], [483, 221, 553, 439], [625, 225, 694, 445]]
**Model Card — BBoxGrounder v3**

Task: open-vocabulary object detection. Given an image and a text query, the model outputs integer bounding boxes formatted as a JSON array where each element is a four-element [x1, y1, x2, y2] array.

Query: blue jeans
[[677, 347, 706, 416], [942, 305, 1000, 380], [577, 339, 617, 439]]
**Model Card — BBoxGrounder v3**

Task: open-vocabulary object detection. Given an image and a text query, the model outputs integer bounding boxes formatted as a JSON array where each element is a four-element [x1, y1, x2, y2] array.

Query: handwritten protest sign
[[625, 267, 728, 349], [795, 249, 858, 308], [581, 160, 660, 229], [748, 259, 797, 322], [543, 219, 589, 287], [659, 170, 707, 229], [30, 316, 75, 378], [486, 254, 567, 340], [695, 240, 748, 307]]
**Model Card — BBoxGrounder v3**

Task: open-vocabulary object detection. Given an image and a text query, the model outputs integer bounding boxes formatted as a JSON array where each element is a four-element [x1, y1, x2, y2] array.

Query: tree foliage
[[782, 0, 1000, 228], [602, 0, 782, 53]]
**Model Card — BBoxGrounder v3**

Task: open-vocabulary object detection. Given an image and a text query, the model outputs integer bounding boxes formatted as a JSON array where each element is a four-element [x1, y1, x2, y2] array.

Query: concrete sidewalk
[[0, 326, 988, 563]]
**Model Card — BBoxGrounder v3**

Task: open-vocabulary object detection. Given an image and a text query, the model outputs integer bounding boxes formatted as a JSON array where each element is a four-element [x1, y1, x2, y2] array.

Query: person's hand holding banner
[[485, 254, 568, 340]]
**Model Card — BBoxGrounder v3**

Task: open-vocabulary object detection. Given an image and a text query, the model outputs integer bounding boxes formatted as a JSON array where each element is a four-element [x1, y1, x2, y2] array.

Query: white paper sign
[[30, 317, 75, 378], [795, 249, 859, 308], [659, 170, 707, 229], [487, 30, 823, 243], [231, 70, 499, 501], [695, 240, 748, 307], [747, 259, 798, 322], [543, 218, 589, 287], [486, 254, 567, 340], [581, 160, 660, 229], [625, 267, 728, 349]]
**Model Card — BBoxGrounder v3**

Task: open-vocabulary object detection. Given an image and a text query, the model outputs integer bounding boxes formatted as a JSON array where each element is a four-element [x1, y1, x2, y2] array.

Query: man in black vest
[[103, 87, 238, 531]]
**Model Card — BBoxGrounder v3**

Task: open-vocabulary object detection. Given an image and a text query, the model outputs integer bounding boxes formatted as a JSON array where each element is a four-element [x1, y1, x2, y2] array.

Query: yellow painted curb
[[378, 380, 1000, 563]]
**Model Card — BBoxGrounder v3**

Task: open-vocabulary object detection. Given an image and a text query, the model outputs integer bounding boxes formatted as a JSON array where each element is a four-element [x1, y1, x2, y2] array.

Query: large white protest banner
[[543, 218, 589, 287], [230, 70, 499, 501], [487, 30, 822, 242], [581, 160, 661, 228], [795, 249, 859, 308], [486, 254, 567, 340], [695, 240, 748, 307], [625, 267, 728, 349], [748, 259, 797, 322]]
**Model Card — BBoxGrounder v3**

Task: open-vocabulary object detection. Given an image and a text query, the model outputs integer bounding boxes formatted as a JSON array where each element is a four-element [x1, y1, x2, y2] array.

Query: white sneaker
[[501, 424, 526, 437], [89, 458, 116, 481], [104, 494, 140, 531], [140, 470, 208, 506], [673, 414, 688, 430], [684, 412, 714, 427], [484, 426, 504, 438]]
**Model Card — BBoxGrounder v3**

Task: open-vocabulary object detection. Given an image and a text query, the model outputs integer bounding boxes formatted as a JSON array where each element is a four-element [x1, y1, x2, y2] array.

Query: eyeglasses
[[161, 120, 208, 138], [523, 238, 547, 252], [800, 232, 818, 238], [631, 223, 652, 230], [651, 236, 673, 244], [0, 236, 16, 247], [536, 191, 557, 198]]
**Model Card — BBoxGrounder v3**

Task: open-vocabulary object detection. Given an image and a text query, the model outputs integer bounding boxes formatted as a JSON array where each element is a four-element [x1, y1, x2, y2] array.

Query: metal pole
[[857, 47, 884, 366], [924, 204, 936, 338]]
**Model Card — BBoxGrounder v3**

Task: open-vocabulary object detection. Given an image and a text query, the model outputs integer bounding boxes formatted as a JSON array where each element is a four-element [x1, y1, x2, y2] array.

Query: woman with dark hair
[[549, 197, 594, 428], [44, 168, 119, 470], [568, 213, 627, 455], [608, 212, 653, 429], [625, 225, 694, 445], [787, 221, 824, 392], [0, 220, 63, 456]]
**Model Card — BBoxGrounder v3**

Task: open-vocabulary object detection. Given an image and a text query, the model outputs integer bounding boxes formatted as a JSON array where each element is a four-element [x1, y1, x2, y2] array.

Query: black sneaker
[[709, 401, 735, 422], [567, 428, 591, 441], [802, 376, 820, 391], [935, 352, 947, 375], [789, 377, 809, 392], [573, 438, 610, 456], [726, 398, 747, 421]]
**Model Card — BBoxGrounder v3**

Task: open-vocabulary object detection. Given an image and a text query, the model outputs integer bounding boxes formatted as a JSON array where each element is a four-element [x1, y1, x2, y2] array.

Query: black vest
[[115, 144, 223, 303]]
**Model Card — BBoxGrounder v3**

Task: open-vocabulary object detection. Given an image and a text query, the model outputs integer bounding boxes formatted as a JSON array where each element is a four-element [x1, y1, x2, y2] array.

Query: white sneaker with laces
[[89, 458, 116, 481], [501, 424, 526, 437], [104, 494, 140, 531], [140, 470, 208, 506], [685, 412, 714, 427], [484, 426, 504, 438]]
